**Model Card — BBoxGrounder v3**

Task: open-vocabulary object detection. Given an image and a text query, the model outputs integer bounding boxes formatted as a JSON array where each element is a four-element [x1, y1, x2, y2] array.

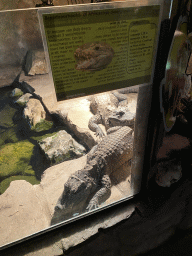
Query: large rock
[[23, 98, 53, 131], [24, 98, 46, 126], [16, 93, 31, 107], [0, 0, 41, 10], [0, 180, 51, 247], [38, 130, 86, 165], [55, 97, 99, 150], [24, 50, 48, 76], [10, 88, 23, 98], [0, 66, 22, 88], [0, 8, 43, 73]]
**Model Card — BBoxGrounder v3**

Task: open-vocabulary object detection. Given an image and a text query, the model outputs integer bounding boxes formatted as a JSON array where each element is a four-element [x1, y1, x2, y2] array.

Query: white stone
[[16, 93, 31, 107], [24, 50, 48, 76], [23, 98, 46, 127], [38, 130, 86, 165]]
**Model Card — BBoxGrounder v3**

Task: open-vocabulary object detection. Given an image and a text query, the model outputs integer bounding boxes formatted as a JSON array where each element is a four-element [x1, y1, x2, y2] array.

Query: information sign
[[39, 3, 161, 100]]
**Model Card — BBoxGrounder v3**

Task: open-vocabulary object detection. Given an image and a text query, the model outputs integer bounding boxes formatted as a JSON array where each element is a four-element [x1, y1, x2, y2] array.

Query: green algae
[[0, 175, 40, 194], [0, 102, 16, 128], [31, 131, 58, 141], [10, 88, 23, 98], [32, 119, 54, 132], [0, 128, 19, 146], [0, 86, 64, 194], [0, 141, 35, 181]]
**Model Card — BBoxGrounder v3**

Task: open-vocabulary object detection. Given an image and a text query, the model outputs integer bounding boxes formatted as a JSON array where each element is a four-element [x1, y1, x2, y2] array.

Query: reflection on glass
[[0, 1, 160, 249]]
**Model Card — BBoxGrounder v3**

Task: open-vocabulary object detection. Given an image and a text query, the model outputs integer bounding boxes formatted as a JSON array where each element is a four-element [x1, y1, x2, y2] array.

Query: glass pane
[[0, 0, 162, 249]]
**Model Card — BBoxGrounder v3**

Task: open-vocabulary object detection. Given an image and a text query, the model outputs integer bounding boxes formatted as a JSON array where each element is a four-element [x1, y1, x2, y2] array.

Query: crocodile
[[54, 126, 133, 216], [88, 87, 139, 137], [74, 42, 114, 71]]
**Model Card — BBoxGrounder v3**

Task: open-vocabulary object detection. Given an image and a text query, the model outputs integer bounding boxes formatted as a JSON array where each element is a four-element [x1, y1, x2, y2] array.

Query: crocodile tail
[[117, 86, 139, 94]]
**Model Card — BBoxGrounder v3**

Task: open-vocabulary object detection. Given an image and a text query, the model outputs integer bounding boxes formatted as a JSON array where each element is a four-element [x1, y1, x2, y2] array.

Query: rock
[[0, 66, 22, 88], [0, 0, 42, 10], [15, 93, 31, 106], [38, 130, 86, 165], [0, 180, 51, 247], [54, 97, 98, 149], [155, 159, 182, 187], [19, 71, 57, 110], [10, 88, 23, 98], [0, 7, 42, 69], [23, 98, 52, 131], [24, 50, 48, 76]]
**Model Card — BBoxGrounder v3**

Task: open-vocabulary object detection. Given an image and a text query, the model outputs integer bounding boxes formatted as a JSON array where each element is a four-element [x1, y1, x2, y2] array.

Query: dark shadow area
[[139, 228, 192, 256], [29, 144, 50, 180]]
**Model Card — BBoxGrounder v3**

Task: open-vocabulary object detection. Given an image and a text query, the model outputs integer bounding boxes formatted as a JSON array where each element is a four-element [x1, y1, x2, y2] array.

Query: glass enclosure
[[0, 0, 163, 249]]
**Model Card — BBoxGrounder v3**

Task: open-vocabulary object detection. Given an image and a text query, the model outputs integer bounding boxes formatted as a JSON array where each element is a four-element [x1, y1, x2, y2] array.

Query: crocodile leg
[[88, 114, 105, 137], [86, 174, 111, 211]]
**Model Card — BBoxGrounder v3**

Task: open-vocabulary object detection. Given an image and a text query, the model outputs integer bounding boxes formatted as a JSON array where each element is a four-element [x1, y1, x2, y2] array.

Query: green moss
[[0, 128, 19, 147], [0, 141, 35, 180], [31, 131, 57, 141], [0, 104, 16, 128], [10, 88, 23, 98], [32, 120, 53, 132], [0, 175, 40, 194]]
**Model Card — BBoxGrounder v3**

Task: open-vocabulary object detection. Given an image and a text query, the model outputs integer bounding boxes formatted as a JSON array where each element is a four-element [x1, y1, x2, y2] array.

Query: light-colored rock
[[55, 97, 98, 149], [0, 180, 51, 247], [0, 0, 41, 11], [0, 66, 22, 88], [10, 88, 23, 98], [0, 9, 42, 69], [24, 50, 48, 76], [23, 98, 46, 127], [16, 93, 31, 107], [38, 130, 86, 165]]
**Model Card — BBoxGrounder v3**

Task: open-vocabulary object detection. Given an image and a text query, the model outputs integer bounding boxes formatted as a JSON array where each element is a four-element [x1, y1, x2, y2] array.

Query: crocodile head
[[107, 108, 136, 129], [74, 42, 114, 71], [54, 169, 94, 218]]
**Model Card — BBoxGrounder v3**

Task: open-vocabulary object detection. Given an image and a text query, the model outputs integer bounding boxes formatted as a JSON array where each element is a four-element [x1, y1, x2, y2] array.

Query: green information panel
[[40, 4, 160, 101]]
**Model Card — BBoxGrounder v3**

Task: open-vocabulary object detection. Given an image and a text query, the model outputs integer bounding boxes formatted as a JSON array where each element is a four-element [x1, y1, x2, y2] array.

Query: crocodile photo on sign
[[53, 126, 133, 222], [88, 87, 139, 137], [74, 42, 114, 71]]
